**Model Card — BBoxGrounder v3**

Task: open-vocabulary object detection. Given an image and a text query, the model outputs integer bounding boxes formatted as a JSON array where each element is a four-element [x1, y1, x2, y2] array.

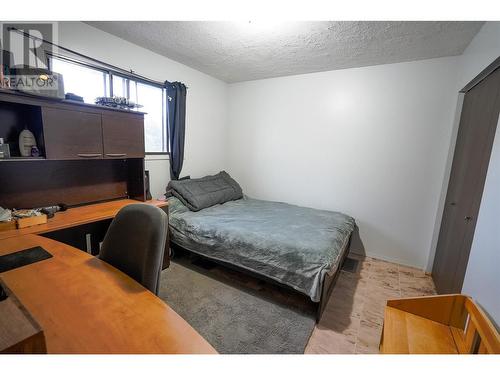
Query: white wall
[[57, 22, 229, 199], [227, 57, 460, 269], [457, 22, 500, 326]]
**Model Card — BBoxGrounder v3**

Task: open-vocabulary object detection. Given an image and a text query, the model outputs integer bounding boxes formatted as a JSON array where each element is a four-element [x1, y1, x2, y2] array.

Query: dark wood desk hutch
[[0, 89, 159, 257], [0, 89, 146, 208]]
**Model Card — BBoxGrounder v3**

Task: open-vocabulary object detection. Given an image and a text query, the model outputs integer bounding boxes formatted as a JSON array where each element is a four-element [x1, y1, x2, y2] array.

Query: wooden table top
[[0, 234, 216, 354], [0, 199, 168, 240]]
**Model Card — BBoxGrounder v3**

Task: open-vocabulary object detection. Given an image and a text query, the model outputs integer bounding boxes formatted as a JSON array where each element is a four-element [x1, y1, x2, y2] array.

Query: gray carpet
[[158, 257, 316, 354]]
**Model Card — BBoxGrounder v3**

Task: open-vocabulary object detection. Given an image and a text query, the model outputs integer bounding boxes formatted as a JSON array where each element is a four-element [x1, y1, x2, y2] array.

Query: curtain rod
[[7, 26, 188, 89]]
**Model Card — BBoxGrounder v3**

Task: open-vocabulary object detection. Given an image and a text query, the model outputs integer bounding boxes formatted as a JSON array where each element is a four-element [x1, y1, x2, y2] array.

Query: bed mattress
[[168, 196, 355, 302]]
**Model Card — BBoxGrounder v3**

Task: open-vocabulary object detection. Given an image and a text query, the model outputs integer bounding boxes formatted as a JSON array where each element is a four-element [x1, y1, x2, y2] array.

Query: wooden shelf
[[0, 157, 46, 161], [380, 294, 500, 354], [0, 88, 146, 115]]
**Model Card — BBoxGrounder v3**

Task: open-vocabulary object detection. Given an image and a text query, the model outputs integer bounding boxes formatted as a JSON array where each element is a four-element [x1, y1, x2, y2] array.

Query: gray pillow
[[167, 171, 243, 211]]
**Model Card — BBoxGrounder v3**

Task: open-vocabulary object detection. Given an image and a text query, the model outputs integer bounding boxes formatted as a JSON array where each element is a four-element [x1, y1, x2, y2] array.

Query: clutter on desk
[[11, 209, 47, 229], [0, 203, 68, 232], [0, 207, 15, 231], [40, 203, 67, 219], [0, 208, 47, 230], [0, 207, 11, 222]]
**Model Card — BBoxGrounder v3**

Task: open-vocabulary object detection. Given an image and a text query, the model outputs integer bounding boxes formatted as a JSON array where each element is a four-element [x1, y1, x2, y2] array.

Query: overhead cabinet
[[0, 91, 145, 161], [102, 114, 145, 159], [42, 107, 145, 160], [42, 107, 104, 160]]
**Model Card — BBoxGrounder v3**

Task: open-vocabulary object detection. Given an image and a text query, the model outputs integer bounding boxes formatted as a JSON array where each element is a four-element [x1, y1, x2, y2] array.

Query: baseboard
[[349, 249, 425, 271]]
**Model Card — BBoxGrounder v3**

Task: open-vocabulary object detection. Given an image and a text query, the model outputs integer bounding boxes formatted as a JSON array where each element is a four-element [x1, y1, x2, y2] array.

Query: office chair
[[99, 204, 168, 295]]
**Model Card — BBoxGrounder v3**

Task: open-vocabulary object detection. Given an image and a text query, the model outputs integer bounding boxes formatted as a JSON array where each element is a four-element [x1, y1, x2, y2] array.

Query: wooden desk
[[0, 234, 216, 354], [0, 199, 168, 240]]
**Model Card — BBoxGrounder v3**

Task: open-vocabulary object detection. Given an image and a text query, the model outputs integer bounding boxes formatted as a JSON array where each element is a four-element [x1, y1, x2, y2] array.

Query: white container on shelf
[[18, 129, 36, 157]]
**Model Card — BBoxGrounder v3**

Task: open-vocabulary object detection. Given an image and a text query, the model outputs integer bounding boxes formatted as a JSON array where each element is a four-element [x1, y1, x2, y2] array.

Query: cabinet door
[[102, 114, 145, 158], [42, 107, 103, 160]]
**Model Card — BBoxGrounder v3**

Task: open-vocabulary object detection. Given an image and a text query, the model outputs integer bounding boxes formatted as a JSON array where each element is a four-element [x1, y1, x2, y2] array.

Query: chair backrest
[[99, 204, 167, 295]]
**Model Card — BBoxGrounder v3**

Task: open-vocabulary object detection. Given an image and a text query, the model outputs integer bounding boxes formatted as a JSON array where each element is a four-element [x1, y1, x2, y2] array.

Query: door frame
[[460, 56, 500, 93]]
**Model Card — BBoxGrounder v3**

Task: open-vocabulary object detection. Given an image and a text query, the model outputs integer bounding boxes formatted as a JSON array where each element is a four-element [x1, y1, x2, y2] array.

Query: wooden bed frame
[[316, 235, 352, 321], [169, 234, 352, 323]]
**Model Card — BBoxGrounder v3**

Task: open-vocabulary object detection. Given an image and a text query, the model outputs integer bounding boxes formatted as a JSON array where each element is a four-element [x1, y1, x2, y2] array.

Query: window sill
[[145, 153, 170, 161]]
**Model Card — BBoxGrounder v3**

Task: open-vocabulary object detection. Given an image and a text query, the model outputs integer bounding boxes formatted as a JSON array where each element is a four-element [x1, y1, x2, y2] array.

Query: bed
[[166, 172, 355, 321]]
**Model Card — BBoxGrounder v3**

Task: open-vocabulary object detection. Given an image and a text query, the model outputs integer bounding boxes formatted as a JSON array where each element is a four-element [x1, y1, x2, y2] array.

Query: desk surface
[[0, 199, 168, 240], [0, 234, 216, 354]]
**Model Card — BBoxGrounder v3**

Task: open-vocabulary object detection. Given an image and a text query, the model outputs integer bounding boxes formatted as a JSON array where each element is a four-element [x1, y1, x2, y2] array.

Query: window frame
[[47, 53, 169, 155]]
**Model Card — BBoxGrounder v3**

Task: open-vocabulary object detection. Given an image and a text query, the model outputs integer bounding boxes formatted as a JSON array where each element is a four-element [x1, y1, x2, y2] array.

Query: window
[[49, 56, 168, 154], [112, 76, 167, 153], [50, 57, 110, 104]]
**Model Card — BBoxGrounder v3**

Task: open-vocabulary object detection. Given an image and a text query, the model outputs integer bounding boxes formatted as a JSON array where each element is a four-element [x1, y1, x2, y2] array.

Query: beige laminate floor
[[305, 254, 436, 354]]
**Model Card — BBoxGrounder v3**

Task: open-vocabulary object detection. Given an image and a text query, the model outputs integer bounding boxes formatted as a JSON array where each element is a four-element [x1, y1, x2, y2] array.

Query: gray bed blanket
[[168, 196, 355, 302]]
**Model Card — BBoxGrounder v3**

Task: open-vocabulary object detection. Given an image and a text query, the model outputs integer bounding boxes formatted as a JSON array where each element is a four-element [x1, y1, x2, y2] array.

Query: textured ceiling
[[86, 21, 484, 83]]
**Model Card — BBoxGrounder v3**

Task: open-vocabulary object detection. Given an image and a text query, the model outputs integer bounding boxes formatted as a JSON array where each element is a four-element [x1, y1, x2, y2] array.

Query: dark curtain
[[165, 81, 187, 180]]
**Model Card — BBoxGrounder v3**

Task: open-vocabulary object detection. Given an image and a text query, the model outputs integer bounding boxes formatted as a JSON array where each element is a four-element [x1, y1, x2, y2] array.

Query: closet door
[[432, 67, 500, 294]]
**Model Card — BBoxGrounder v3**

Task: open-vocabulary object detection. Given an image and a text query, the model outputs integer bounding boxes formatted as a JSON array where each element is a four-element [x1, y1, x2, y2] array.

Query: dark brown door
[[42, 107, 103, 160], [102, 114, 145, 159], [432, 68, 500, 294]]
